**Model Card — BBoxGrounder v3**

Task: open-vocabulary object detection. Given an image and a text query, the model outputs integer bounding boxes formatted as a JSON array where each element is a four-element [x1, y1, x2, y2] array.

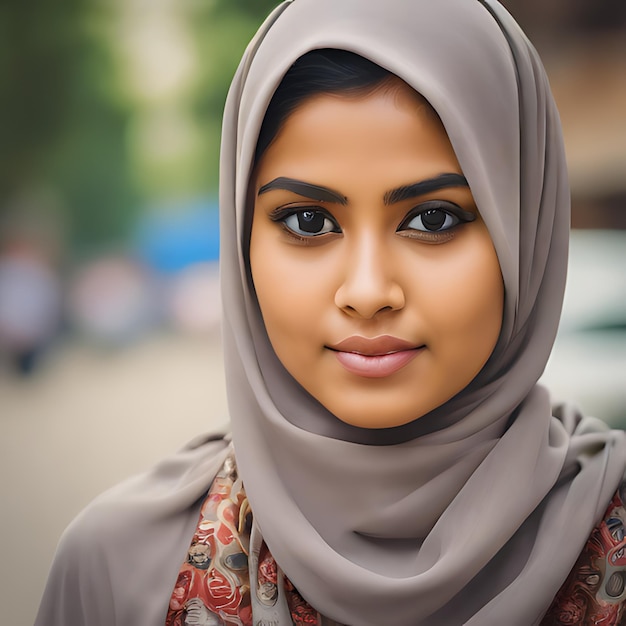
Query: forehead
[[254, 82, 462, 188]]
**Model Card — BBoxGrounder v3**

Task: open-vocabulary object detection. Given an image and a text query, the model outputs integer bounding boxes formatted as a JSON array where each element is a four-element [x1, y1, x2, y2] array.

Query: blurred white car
[[541, 229, 626, 427]]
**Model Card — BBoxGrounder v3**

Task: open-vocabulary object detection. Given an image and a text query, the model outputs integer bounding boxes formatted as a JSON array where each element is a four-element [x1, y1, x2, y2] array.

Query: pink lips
[[327, 335, 423, 378]]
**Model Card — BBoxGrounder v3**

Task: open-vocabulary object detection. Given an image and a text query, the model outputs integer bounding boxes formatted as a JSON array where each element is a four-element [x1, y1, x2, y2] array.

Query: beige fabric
[[35, 434, 231, 625], [219, 1, 626, 624]]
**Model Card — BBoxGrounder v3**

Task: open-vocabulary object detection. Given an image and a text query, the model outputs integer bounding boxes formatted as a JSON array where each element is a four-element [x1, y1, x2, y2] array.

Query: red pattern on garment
[[165, 458, 253, 626], [542, 488, 626, 625], [165, 456, 320, 626], [284, 577, 320, 625], [168, 457, 626, 625]]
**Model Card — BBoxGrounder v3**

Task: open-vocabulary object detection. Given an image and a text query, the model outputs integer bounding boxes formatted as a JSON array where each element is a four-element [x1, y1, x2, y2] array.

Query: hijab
[[219, 0, 626, 623]]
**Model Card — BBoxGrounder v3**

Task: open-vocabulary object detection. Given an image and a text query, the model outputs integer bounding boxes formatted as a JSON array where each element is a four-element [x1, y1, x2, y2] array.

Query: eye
[[406, 209, 458, 232], [280, 209, 341, 237], [398, 200, 476, 234]]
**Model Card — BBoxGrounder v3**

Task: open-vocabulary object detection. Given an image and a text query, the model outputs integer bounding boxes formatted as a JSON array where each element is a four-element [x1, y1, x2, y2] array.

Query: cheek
[[419, 234, 504, 357], [250, 241, 282, 333], [249, 223, 328, 351]]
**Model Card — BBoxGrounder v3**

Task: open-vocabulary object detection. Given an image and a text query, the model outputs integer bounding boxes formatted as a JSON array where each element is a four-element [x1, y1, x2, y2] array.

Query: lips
[[327, 335, 424, 378]]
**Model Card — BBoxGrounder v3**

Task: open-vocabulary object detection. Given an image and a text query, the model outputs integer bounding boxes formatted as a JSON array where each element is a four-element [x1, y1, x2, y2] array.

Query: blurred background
[[0, 1, 624, 624]]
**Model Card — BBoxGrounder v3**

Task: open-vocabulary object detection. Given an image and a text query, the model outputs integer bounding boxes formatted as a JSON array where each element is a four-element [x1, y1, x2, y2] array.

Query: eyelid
[[268, 204, 336, 222], [397, 200, 476, 230]]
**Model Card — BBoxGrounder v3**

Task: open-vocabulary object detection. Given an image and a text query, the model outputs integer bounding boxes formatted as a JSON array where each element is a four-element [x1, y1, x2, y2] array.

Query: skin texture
[[250, 79, 504, 429]]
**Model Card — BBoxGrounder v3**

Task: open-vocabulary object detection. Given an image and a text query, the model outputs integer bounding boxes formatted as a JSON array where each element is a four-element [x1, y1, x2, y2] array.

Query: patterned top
[[166, 455, 626, 626], [165, 455, 320, 626], [541, 486, 626, 625]]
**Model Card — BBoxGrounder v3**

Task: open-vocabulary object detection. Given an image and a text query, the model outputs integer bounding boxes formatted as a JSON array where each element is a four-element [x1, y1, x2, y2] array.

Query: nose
[[334, 235, 405, 319]]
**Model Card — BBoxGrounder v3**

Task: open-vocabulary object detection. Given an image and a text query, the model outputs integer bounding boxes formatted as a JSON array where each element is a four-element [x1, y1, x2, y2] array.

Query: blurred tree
[[0, 0, 138, 255], [188, 0, 281, 191], [0, 0, 82, 210], [213, 0, 282, 22], [45, 13, 138, 255]]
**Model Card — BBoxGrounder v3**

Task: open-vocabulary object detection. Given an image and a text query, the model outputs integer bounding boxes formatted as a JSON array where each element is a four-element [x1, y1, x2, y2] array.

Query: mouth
[[326, 335, 425, 378]]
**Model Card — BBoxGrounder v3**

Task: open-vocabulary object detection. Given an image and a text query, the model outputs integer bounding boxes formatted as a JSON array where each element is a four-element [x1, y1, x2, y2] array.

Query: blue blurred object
[[135, 198, 220, 273], [0, 251, 62, 374]]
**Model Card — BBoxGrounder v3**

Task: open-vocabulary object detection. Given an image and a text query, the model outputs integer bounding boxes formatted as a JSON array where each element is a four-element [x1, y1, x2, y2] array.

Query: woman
[[36, 0, 626, 624]]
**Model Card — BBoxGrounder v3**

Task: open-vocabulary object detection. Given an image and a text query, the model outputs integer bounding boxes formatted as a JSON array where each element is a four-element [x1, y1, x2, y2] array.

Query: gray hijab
[[219, 0, 626, 624]]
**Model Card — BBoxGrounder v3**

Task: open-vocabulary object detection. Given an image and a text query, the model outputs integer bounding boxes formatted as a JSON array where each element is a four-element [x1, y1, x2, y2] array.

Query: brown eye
[[419, 209, 452, 231], [398, 200, 476, 234], [299, 211, 327, 233], [282, 209, 340, 236]]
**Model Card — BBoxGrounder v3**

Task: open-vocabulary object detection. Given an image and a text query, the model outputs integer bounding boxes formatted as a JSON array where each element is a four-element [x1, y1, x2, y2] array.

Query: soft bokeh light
[[118, 11, 197, 104]]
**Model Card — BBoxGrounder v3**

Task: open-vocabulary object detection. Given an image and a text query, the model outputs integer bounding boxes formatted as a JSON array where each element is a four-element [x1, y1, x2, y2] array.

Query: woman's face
[[250, 79, 504, 429]]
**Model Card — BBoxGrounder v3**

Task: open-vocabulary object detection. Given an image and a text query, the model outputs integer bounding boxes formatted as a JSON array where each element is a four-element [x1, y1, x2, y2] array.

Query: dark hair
[[254, 49, 393, 165]]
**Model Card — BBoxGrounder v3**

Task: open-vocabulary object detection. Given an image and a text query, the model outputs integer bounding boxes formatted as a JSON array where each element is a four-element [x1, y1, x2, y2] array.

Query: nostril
[[334, 269, 405, 319], [339, 302, 398, 319]]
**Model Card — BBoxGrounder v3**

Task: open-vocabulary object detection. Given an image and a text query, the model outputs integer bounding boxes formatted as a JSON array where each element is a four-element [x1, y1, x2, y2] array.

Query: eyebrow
[[257, 172, 469, 207], [258, 177, 348, 205], [384, 173, 469, 205]]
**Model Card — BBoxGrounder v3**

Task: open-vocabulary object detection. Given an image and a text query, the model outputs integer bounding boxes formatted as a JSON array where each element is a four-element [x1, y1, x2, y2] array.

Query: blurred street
[[0, 333, 227, 626]]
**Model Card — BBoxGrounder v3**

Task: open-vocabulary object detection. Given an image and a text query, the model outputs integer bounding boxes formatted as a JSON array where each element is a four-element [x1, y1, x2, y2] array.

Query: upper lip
[[327, 335, 422, 356]]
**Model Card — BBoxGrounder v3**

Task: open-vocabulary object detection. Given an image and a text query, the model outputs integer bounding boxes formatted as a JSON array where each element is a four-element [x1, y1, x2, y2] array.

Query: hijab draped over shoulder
[[219, 0, 626, 624]]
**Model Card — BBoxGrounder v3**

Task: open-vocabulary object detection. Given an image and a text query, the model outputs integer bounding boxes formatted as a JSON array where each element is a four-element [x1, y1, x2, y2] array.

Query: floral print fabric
[[165, 455, 319, 626], [542, 483, 626, 625], [167, 456, 626, 625], [165, 454, 252, 625]]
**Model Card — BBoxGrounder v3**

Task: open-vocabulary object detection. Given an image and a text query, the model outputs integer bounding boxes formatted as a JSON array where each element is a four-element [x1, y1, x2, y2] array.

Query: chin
[[330, 407, 425, 430]]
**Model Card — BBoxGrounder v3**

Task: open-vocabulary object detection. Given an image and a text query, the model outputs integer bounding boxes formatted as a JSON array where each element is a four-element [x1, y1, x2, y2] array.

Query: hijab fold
[[219, 1, 626, 623]]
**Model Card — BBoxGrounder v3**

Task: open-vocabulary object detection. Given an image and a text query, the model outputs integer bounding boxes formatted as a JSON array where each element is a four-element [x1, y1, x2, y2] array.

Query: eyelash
[[397, 200, 476, 242], [269, 200, 475, 243]]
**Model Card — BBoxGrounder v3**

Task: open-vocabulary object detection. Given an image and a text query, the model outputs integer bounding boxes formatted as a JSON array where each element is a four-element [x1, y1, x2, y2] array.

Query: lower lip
[[333, 349, 421, 378]]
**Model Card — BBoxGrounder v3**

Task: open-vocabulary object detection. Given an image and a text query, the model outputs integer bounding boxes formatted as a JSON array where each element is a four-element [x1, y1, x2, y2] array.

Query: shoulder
[[63, 432, 231, 542], [541, 480, 626, 625], [35, 433, 231, 626]]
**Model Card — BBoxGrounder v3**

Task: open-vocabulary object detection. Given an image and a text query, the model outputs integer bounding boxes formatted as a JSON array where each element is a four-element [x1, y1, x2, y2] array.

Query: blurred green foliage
[[0, 0, 83, 197], [189, 0, 281, 190], [213, 0, 282, 21], [0, 0, 281, 256], [0, 0, 137, 254]]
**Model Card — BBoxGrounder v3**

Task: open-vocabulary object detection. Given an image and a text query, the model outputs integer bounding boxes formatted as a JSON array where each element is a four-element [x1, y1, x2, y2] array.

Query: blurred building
[[503, 0, 626, 229]]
